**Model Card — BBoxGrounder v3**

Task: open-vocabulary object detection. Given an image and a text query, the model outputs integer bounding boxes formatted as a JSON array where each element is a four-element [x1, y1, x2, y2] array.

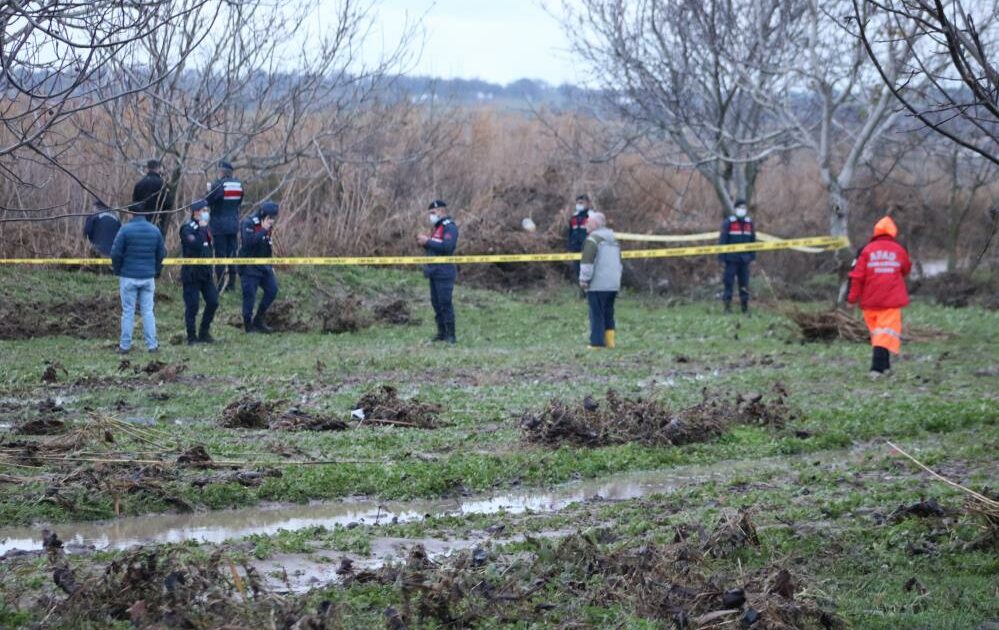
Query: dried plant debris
[[354, 385, 443, 428], [347, 527, 840, 629], [785, 309, 952, 343], [521, 388, 796, 448], [373, 299, 416, 325], [13, 417, 67, 435], [219, 396, 347, 431]]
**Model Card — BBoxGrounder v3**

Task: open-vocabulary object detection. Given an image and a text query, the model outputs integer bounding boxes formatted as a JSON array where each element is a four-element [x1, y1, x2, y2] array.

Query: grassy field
[[0, 265, 996, 629]]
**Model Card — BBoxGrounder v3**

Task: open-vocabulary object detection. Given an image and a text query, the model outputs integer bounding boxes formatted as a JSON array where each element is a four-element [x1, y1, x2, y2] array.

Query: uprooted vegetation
[[225, 293, 417, 334], [340, 511, 841, 629], [520, 387, 796, 448], [783, 308, 953, 343], [219, 396, 347, 431], [354, 385, 443, 428]]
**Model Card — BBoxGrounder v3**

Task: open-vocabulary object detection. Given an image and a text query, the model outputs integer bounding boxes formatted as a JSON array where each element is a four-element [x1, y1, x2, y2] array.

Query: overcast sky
[[361, 0, 582, 85]]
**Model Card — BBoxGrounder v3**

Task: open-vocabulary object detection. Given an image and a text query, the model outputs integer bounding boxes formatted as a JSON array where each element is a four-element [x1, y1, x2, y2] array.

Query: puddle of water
[[0, 448, 866, 556]]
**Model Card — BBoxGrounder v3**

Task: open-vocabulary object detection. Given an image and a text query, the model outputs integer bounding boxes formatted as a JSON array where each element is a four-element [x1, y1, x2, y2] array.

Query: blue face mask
[[199, 211, 210, 223]]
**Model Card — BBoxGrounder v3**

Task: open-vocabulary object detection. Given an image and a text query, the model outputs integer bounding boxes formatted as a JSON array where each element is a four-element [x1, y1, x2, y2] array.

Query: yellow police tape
[[0, 236, 849, 266], [616, 231, 829, 253]]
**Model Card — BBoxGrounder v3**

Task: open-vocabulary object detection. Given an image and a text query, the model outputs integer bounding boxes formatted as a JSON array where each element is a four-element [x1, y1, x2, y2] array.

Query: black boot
[[244, 317, 256, 334], [186, 326, 199, 345], [198, 324, 215, 344], [432, 322, 445, 342], [443, 322, 456, 344], [252, 313, 273, 334], [723, 301, 732, 314], [741, 301, 749, 315]]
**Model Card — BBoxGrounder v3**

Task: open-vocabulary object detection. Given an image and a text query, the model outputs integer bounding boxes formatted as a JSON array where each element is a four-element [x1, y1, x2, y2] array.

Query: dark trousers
[[429, 276, 455, 335], [871, 346, 891, 373], [241, 269, 278, 322], [213, 234, 238, 290], [182, 276, 219, 338], [723, 261, 751, 306], [587, 290, 617, 346]]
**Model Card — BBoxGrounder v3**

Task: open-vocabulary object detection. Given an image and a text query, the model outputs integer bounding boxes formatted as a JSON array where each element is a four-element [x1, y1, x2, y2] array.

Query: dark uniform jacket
[[110, 216, 166, 279], [84, 211, 121, 256], [206, 176, 244, 235], [238, 212, 274, 276], [179, 220, 214, 283], [718, 216, 756, 263], [567, 209, 590, 252], [423, 217, 459, 280], [132, 172, 173, 214]]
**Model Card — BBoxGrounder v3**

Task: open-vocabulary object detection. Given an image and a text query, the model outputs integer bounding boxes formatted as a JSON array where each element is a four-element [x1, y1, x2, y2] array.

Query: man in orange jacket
[[847, 216, 912, 378]]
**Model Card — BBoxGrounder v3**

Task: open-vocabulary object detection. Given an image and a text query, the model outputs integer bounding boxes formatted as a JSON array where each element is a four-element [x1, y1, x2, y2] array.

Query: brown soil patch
[[13, 417, 67, 435], [354, 385, 443, 428], [0, 295, 120, 340], [373, 299, 416, 325], [520, 387, 795, 448], [320, 295, 373, 334], [785, 309, 952, 343]]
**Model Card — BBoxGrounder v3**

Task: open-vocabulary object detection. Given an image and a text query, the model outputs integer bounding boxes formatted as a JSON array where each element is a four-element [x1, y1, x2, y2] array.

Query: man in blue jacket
[[179, 199, 219, 345], [239, 201, 279, 333], [110, 207, 167, 353], [718, 199, 756, 314], [206, 160, 244, 292], [417, 200, 459, 343]]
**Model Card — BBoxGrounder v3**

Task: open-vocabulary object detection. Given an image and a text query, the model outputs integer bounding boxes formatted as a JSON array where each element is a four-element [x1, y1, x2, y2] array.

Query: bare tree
[[94, 0, 420, 230], [0, 1, 218, 186], [561, 0, 806, 214], [853, 0, 999, 164]]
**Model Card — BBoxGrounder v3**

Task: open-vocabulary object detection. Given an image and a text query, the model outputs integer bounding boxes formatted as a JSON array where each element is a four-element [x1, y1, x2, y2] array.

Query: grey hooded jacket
[[579, 227, 622, 292]]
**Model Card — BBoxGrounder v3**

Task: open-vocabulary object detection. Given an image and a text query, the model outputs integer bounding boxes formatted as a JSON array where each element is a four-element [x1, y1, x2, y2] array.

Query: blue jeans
[[587, 290, 616, 346], [119, 277, 157, 350]]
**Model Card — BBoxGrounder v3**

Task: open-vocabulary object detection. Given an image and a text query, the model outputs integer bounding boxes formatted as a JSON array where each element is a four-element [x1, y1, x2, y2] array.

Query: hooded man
[[179, 199, 219, 345], [718, 199, 756, 313], [417, 200, 459, 343], [206, 160, 244, 291], [239, 201, 279, 333], [579, 211, 622, 349], [847, 216, 911, 378]]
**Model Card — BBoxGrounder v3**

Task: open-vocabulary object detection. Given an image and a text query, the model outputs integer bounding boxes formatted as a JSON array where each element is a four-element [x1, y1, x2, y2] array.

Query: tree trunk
[[827, 182, 854, 305]]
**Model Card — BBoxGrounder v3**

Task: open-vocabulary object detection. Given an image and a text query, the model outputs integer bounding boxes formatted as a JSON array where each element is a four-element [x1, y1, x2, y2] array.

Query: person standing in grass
[[579, 211, 622, 349], [110, 205, 167, 354], [239, 201, 280, 334], [718, 198, 756, 314], [206, 160, 244, 292], [847, 216, 911, 378], [179, 199, 219, 345], [418, 200, 459, 343]]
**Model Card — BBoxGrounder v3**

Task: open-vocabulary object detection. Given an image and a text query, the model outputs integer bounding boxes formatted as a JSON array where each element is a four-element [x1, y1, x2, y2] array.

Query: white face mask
[[199, 211, 210, 223], [735, 206, 747, 218], [429, 212, 440, 225], [575, 203, 585, 212]]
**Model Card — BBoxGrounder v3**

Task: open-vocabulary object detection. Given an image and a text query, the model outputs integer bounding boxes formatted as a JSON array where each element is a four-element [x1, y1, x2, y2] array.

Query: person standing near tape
[[206, 160, 244, 292], [83, 199, 121, 257], [179, 199, 219, 345], [847, 216, 911, 379], [239, 201, 280, 334], [579, 211, 622, 349], [567, 193, 591, 274], [718, 199, 756, 314], [110, 202, 166, 354], [417, 200, 459, 343], [132, 160, 173, 234]]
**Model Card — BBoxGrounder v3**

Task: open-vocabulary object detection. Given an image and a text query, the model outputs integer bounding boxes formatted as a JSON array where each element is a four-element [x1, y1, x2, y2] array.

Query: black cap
[[428, 200, 447, 210], [218, 160, 234, 172], [734, 198, 746, 207], [146, 159, 161, 170], [260, 201, 279, 216], [576, 194, 590, 202]]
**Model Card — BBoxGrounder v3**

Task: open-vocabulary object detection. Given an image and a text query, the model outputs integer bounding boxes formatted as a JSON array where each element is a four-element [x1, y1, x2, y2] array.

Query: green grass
[[0, 265, 996, 628]]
